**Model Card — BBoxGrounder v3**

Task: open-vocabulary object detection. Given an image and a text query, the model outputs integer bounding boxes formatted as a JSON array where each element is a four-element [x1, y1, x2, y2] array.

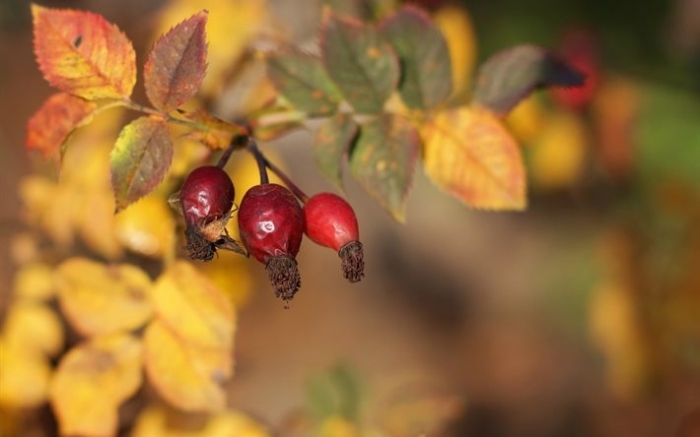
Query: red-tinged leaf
[[181, 109, 248, 150], [32, 4, 136, 100], [320, 13, 400, 114], [313, 113, 359, 189], [110, 117, 173, 212], [349, 114, 419, 222], [380, 6, 452, 109], [267, 51, 343, 115], [422, 106, 526, 210], [26, 93, 96, 161], [144, 11, 208, 111], [473, 44, 585, 116]]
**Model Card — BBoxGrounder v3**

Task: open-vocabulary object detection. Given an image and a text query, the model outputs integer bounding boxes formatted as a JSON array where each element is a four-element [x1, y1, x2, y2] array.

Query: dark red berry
[[178, 166, 246, 261], [238, 183, 304, 303], [304, 193, 364, 283]]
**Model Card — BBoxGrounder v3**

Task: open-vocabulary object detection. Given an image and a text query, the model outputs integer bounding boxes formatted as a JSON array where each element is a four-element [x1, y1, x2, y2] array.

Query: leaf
[[143, 320, 230, 412], [54, 258, 153, 337], [307, 364, 362, 422], [182, 109, 249, 150], [132, 406, 270, 437], [422, 106, 526, 210], [144, 11, 208, 111], [151, 261, 235, 349], [313, 113, 359, 189], [380, 6, 452, 109], [110, 116, 173, 211], [50, 334, 143, 437], [31, 4, 136, 100], [349, 114, 419, 222], [2, 301, 64, 358], [473, 44, 585, 116], [433, 5, 477, 99], [12, 262, 55, 301], [267, 51, 343, 115], [26, 93, 96, 161], [115, 195, 176, 259], [320, 13, 400, 114], [0, 339, 52, 408]]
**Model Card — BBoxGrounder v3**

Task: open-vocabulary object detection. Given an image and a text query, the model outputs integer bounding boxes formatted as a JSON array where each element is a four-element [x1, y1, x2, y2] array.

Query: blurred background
[[1, 0, 700, 435]]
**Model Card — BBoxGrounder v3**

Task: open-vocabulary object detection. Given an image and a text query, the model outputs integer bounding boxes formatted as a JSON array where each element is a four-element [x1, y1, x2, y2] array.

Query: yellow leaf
[[20, 176, 76, 247], [151, 261, 236, 349], [318, 416, 359, 437], [55, 258, 153, 337], [505, 95, 547, 145], [143, 320, 230, 412], [529, 112, 588, 191], [50, 334, 143, 437], [132, 405, 270, 437], [155, 0, 269, 96], [13, 262, 55, 301], [433, 5, 477, 99], [2, 301, 63, 358], [589, 281, 651, 400], [197, 250, 255, 309], [0, 339, 52, 408], [115, 195, 176, 259], [75, 186, 124, 260], [422, 106, 526, 210]]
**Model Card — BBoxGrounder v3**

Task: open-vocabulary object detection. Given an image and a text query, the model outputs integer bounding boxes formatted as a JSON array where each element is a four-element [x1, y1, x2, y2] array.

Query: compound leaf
[[32, 4, 136, 100], [320, 13, 399, 114], [144, 11, 208, 111], [267, 51, 343, 115], [26, 92, 96, 162], [110, 116, 173, 212], [422, 106, 526, 210], [313, 113, 359, 189], [473, 44, 585, 116], [380, 6, 452, 109], [350, 114, 419, 222]]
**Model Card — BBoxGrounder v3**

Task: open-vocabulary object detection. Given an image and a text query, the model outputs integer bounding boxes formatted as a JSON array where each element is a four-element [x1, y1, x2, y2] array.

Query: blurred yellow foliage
[[132, 405, 270, 437], [589, 281, 652, 400], [50, 334, 143, 436], [198, 250, 255, 309], [506, 96, 547, 145], [529, 112, 588, 190], [144, 320, 230, 412], [54, 258, 154, 337], [318, 415, 359, 437], [115, 195, 177, 260], [155, 0, 270, 97], [0, 338, 52, 408], [433, 5, 477, 100], [2, 301, 63, 358], [12, 262, 55, 301]]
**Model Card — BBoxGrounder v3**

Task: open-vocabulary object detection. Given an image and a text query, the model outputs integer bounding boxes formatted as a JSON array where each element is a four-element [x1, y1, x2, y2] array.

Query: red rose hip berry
[[304, 193, 364, 283], [238, 183, 304, 303], [178, 165, 245, 261]]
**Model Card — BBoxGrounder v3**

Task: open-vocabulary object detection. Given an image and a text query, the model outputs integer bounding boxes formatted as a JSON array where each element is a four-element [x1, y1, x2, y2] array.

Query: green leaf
[[111, 117, 173, 212], [473, 44, 585, 116], [380, 6, 452, 109], [144, 11, 208, 111], [320, 13, 400, 114], [266, 51, 343, 115], [306, 363, 362, 422], [350, 114, 419, 222], [313, 113, 360, 189]]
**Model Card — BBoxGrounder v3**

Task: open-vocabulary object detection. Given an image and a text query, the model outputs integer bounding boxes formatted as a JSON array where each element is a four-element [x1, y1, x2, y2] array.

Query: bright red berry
[[304, 193, 364, 283], [238, 183, 304, 303], [178, 166, 245, 261]]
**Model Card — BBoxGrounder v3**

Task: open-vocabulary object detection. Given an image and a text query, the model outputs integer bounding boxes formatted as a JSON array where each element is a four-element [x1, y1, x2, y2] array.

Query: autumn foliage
[[2, 1, 589, 435]]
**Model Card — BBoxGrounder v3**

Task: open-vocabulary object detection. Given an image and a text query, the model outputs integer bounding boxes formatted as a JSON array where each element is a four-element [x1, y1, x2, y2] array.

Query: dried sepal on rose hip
[[304, 192, 364, 283], [177, 165, 246, 261], [237, 183, 304, 305]]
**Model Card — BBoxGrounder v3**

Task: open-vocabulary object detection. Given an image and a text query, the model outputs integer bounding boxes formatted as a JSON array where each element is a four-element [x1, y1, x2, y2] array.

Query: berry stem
[[246, 138, 270, 185], [217, 135, 247, 169], [263, 154, 309, 203]]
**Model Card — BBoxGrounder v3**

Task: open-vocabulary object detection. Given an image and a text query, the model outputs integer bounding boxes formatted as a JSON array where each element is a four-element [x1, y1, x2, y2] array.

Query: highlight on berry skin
[[303, 192, 365, 283]]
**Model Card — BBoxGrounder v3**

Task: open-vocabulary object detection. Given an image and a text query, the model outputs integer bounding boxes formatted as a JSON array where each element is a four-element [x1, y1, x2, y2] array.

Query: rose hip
[[304, 192, 364, 283], [237, 183, 304, 304]]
